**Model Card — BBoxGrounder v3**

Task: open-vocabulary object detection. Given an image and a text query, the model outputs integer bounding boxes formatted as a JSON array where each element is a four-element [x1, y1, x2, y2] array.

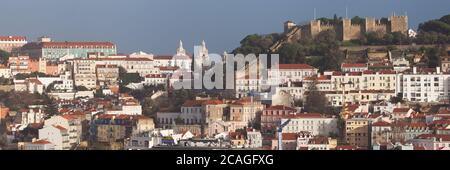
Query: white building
[[20, 106, 45, 125], [105, 98, 143, 115], [399, 67, 450, 102], [280, 113, 339, 136], [23, 139, 55, 150], [153, 41, 192, 70], [0, 65, 11, 78], [410, 134, 450, 150], [44, 115, 82, 146], [269, 64, 318, 85], [144, 74, 167, 86], [235, 75, 262, 98], [246, 129, 262, 148], [341, 63, 368, 72], [38, 125, 71, 150]]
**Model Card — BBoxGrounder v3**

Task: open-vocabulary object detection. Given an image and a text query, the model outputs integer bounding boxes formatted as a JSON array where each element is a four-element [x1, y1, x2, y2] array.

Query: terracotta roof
[[154, 55, 173, 60], [80, 57, 152, 61], [335, 145, 357, 150], [341, 63, 367, 68], [53, 125, 67, 131], [0, 36, 26, 41], [31, 140, 52, 145], [158, 66, 179, 71], [282, 113, 326, 119], [145, 74, 167, 78], [304, 75, 331, 81], [414, 146, 426, 150], [308, 136, 329, 144], [372, 121, 391, 127], [393, 108, 410, 113], [203, 100, 224, 105], [280, 133, 298, 140], [40, 42, 115, 48], [264, 105, 296, 111], [276, 64, 316, 70], [182, 100, 205, 107], [416, 134, 450, 141]]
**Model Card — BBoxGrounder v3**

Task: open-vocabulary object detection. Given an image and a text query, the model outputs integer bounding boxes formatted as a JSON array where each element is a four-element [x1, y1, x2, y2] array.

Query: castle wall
[[342, 19, 362, 41]]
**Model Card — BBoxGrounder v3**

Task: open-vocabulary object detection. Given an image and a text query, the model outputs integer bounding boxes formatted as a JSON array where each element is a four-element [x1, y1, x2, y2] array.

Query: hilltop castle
[[270, 15, 408, 52]]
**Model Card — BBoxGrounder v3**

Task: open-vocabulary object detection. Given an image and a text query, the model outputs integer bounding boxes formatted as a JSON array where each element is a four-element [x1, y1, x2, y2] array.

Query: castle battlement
[[274, 15, 409, 52]]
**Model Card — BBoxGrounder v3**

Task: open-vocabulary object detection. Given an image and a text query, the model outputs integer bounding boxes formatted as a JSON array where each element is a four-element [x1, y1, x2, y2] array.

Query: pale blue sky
[[0, 0, 449, 54]]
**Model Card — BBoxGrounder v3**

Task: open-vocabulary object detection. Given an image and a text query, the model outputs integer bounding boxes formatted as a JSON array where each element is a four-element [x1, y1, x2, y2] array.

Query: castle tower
[[284, 21, 297, 33], [365, 17, 376, 33], [342, 18, 352, 41], [389, 15, 408, 34], [309, 20, 321, 38]]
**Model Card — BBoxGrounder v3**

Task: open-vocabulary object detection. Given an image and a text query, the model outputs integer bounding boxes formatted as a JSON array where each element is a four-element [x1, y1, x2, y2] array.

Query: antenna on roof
[[345, 6, 348, 19], [314, 8, 316, 20]]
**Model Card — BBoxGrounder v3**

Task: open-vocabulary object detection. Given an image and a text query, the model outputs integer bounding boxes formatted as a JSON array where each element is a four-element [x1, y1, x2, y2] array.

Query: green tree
[[232, 34, 280, 55], [75, 86, 89, 91], [304, 79, 329, 114], [0, 50, 10, 65], [351, 16, 365, 25]]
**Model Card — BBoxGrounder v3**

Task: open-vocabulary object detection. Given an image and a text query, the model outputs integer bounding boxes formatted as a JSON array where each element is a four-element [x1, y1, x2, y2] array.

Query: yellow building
[[345, 118, 370, 149]]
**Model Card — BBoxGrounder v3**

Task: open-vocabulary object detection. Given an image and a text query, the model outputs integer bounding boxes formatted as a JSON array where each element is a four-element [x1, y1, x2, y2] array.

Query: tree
[[418, 20, 450, 35], [232, 34, 280, 55], [423, 47, 442, 68], [43, 94, 58, 117], [75, 86, 89, 91], [14, 72, 49, 80], [304, 79, 329, 114], [0, 50, 10, 65], [351, 16, 365, 25]]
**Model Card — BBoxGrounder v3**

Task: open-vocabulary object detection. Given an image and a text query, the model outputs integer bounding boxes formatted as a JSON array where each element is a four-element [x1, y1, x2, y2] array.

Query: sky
[[0, 0, 449, 55]]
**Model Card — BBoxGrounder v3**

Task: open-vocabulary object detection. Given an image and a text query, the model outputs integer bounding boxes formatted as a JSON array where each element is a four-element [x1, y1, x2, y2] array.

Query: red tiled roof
[[32, 140, 52, 145], [182, 100, 204, 107], [372, 121, 391, 127], [53, 125, 67, 131], [264, 105, 296, 111], [341, 63, 367, 68], [203, 100, 224, 105], [81, 57, 152, 61], [414, 146, 426, 150], [378, 70, 396, 74], [347, 72, 362, 76], [393, 108, 410, 113], [282, 113, 326, 119], [40, 42, 115, 48], [335, 145, 357, 150], [281, 133, 298, 140], [158, 66, 179, 71], [308, 136, 329, 144], [154, 55, 173, 60], [61, 114, 76, 120], [304, 75, 331, 81], [0, 36, 26, 41], [145, 74, 167, 78], [416, 134, 450, 141], [276, 64, 316, 70]]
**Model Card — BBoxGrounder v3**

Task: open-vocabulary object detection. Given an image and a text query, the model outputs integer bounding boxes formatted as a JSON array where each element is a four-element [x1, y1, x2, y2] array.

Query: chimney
[[437, 67, 441, 74], [413, 67, 417, 74]]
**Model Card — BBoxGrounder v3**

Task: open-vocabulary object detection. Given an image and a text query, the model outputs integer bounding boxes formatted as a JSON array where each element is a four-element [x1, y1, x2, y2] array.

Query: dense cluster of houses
[[1, 35, 450, 150]]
